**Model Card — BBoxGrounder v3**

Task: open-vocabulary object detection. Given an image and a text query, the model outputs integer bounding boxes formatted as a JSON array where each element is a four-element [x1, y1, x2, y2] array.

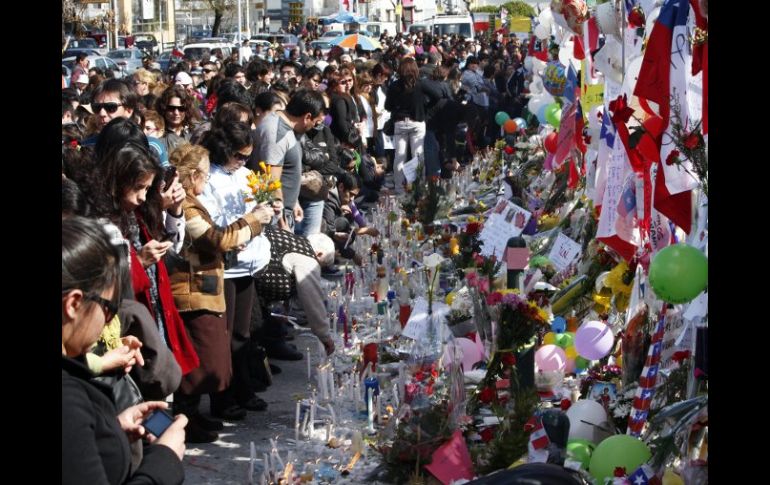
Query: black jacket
[[303, 125, 343, 176], [384, 78, 428, 122], [329, 93, 361, 146], [62, 356, 184, 485], [421, 79, 453, 129], [322, 187, 356, 260]]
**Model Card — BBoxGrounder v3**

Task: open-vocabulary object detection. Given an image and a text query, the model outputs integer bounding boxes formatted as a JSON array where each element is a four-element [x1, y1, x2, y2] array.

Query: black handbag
[[383, 118, 395, 136], [94, 371, 144, 413]]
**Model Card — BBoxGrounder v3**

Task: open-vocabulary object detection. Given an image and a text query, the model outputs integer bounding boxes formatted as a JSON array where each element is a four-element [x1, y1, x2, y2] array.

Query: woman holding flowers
[[167, 143, 273, 442]]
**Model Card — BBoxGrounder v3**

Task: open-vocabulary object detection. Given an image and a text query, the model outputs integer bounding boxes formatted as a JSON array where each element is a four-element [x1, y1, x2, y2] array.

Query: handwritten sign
[[402, 297, 450, 341], [660, 307, 687, 370], [548, 233, 582, 272], [402, 156, 420, 183], [424, 430, 475, 485], [479, 199, 532, 258]]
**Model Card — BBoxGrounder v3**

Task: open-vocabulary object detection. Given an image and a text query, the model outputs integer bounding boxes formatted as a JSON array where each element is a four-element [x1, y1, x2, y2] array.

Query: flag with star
[[627, 314, 667, 436]]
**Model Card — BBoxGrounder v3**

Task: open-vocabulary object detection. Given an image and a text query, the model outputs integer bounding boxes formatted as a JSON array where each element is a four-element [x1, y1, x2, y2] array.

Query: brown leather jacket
[[168, 194, 262, 314]]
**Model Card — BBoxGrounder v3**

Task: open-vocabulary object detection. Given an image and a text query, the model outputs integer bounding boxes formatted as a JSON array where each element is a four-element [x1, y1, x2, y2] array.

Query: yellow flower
[[268, 180, 282, 191], [445, 292, 455, 306], [449, 237, 460, 256], [259, 161, 268, 173]]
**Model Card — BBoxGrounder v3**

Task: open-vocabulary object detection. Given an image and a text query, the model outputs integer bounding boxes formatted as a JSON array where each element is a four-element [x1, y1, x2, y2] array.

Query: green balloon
[[567, 439, 595, 469], [589, 435, 651, 483], [556, 332, 574, 349], [495, 111, 510, 126], [649, 244, 708, 304], [575, 356, 591, 370], [545, 103, 562, 128]]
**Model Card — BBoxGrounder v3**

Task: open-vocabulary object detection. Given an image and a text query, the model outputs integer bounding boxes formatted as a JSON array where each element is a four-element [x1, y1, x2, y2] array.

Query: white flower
[[423, 253, 446, 269]]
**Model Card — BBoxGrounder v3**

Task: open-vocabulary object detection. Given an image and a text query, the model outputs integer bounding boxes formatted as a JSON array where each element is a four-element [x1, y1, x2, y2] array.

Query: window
[[433, 23, 472, 37]]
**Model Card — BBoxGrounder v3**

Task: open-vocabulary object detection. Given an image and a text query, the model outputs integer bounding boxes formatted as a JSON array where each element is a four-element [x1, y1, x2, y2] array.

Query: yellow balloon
[[543, 332, 556, 345], [662, 469, 684, 485], [565, 346, 579, 359]]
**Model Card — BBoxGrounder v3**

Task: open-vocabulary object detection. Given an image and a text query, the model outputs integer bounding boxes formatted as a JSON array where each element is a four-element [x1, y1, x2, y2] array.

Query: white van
[[182, 41, 233, 60], [428, 15, 474, 41]]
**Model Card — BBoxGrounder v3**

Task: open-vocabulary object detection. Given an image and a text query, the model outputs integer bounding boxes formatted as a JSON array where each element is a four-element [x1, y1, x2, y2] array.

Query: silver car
[[107, 49, 145, 75], [61, 55, 125, 79]]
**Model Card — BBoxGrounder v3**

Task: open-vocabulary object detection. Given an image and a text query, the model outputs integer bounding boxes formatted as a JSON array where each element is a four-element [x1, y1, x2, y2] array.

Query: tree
[[471, 1, 536, 17], [194, 0, 236, 36]]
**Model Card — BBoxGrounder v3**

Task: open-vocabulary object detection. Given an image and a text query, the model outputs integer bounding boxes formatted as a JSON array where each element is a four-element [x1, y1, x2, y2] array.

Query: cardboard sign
[[548, 233, 582, 272], [402, 156, 420, 183], [479, 199, 532, 258]]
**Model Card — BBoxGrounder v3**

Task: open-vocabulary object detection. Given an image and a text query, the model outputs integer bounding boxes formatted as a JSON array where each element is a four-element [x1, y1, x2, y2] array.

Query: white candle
[[309, 396, 316, 437], [377, 323, 382, 341], [306, 347, 311, 380], [328, 370, 336, 402], [294, 401, 301, 440], [325, 421, 331, 442], [376, 394, 382, 425], [367, 387, 374, 432], [327, 404, 337, 426], [301, 410, 310, 438], [392, 382, 400, 408]]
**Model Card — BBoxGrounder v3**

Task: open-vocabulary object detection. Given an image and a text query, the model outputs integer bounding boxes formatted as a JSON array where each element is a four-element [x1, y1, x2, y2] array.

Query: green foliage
[[472, 1, 536, 17]]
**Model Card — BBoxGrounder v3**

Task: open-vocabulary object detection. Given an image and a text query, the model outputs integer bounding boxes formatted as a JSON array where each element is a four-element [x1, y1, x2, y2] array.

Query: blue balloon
[[513, 117, 527, 130], [551, 316, 567, 333], [536, 104, 548, 125]]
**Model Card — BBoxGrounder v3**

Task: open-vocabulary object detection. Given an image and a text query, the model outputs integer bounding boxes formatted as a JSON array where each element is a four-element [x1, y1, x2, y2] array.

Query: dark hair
[[483, 64, 496, 78], [62, 100, 76, 118], [213, 101, 254, 128], [89, 136, 165, 238], [285, 89, 325, 118], [431, 65, 450, 81], [224, 62, 245, 79], [397, 57, 419, 91], [94, 117, 150, 162], [246, 59, 272, 83], [76, 52, 89, 63], [92, 78, 139, 112], [215, 77, 253, 108], [371, 62, 392, 80], [62, 215, 121, 301], [280, 61, 298, 74], [155, 85, 202, 128], [303, 66, 322, 80], [340, 148, 358, 169], [200, 121, 253, 166], [254, 91, 282, 112], [62, 87, 81, 104], [62, 178, 90, 217], [336, 171, 359, 191]]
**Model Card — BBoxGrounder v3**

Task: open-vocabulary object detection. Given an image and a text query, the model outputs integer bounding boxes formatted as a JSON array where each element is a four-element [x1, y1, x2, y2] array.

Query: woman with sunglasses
[[62, 216, 188, 485], [156, 85, 202, 152], [328, 68, 363, 152], [86, 129, 201, 382], [167, 143, 273, 442]]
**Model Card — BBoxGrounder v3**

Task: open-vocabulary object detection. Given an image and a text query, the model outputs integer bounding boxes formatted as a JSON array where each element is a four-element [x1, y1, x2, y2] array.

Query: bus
[[410, 15, 474, 41]]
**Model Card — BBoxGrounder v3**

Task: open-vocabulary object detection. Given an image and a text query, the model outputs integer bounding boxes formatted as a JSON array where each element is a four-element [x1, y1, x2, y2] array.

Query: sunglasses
[[84, 293, 119, 324], [92, 102, 123, 114], [166, 105, 185, 112], [233, 151, 251, 161]]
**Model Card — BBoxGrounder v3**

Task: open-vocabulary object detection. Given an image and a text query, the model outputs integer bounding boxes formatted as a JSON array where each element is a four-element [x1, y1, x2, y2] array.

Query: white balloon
[[534, 23, 551, 40], [566, 400, 613, 444], [532, 57, 547, 76], [538, 8, 554, 29], [524, 55, 534, 71], [558, 41, 574, 67], [551, 11, 570, 32], [529, 75, 544, 95]]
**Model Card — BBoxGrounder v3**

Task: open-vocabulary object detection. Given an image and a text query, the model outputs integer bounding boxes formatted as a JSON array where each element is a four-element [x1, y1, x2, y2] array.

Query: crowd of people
[[61, 27, 533, 483]]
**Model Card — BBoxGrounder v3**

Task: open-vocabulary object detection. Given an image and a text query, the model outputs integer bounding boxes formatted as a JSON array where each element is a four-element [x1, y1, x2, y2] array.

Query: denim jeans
[[423, 129, 442, 178], [393, 119, 426, 193], [294, 199, 325, 237]]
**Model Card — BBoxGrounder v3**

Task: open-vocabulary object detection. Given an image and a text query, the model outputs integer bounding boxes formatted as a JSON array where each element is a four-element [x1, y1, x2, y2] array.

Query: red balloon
[[504, 119, 518, 133], [545, 131, 559, 153]]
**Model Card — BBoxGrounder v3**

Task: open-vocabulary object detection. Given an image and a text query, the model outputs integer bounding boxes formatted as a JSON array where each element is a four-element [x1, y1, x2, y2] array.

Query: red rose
[[478, 387, 496, 404], [486, 292, 503, 306], [504, 146, 514, 155], [69, 140, 78, 148], [672, 350, 691, 363], [684, 133, 701, 149], [466, 222, 480, 235], [501, 352, 517, 366], [628, 6, 645, 28], [430, 368, 439, 379], [560, 399, 572, 411], [614, 466, 627, 478], [465, 331, 477, 341], [480, 427, 495, 442], [666, 149, 681, 166], [609, 95, 634, 124], [414, 371, 426, 382], [473, 254, 485, 266]]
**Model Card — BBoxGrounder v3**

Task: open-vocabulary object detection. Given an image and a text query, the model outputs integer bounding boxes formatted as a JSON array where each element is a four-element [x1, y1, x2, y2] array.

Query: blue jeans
[[294, 199, 325, 237], [423, 129, 442, 178]]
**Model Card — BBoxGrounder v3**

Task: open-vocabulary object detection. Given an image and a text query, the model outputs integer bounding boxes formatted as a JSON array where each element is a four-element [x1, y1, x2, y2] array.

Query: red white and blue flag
[[634, 0, 704, 233], [627, 463, 659, 485], [627, 314, 666, 436]]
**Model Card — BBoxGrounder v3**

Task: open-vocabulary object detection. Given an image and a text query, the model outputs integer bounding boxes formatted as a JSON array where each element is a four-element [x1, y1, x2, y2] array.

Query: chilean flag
[[634, 0, 701, 233]]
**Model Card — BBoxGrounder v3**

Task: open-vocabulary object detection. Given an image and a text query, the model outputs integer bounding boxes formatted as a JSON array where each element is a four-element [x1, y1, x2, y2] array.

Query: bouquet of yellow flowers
[[244, 161, 281, 204]]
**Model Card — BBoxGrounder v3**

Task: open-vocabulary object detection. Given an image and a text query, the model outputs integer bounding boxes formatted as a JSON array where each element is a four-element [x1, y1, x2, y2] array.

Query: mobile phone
[[159, 231, 175, 243], [142, 408, 174, 438], [162, 166, 177, 190]]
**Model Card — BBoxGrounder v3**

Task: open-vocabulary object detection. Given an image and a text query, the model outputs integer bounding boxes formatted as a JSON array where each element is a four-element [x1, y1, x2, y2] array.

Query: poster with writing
[[479, 199, 532, 258], [548, 233, 582, 272], [402, 298, 450, 342], [660, 307, 687, 370], [402, 156, 420, 183]]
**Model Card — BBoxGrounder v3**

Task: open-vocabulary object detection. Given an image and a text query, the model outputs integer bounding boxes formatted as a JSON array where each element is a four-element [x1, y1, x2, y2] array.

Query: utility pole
[[245, 0, 251, 37], [237, 0, 243, 40]]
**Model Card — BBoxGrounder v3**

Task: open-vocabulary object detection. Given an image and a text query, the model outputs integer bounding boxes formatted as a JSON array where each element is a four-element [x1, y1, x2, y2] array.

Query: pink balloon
[[449, 337, 483, 371], [574, 320, 615, 360], [535, 344, 567, 372]]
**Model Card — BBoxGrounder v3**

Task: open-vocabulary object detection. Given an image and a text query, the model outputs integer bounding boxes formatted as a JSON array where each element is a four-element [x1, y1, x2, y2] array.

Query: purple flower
[[501, 293, 520, 306]]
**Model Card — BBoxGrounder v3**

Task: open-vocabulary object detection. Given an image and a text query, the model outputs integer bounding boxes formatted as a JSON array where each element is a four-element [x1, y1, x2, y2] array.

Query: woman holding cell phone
[[62, 216, 187, 485]]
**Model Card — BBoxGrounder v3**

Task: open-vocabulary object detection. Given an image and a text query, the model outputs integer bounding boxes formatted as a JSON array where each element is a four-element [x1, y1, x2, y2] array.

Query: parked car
[[63, 48, 101, 59], [181, 42, 233, 61], [158, 50, 174, 72], [321, 31, 344, 39], [309, 40, 333, 56], [107, 48, 144, 74], [62, 55, 125, 79], [68, 37, 100, 50], [248, 39, 272, 51], [134, 34, 158, 55]]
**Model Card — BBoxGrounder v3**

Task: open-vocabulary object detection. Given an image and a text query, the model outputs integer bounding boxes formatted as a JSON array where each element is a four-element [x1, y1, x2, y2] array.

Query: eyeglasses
[[92, 102, 123, 114], [84, 293, 119, 324], [166, 105, 185, 112], [233, 151, 251, 161]]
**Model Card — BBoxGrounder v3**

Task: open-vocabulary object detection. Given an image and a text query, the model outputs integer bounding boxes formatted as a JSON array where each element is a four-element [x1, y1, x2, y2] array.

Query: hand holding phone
[[143, 408, 175, 438], [162, 166, 178, 191]]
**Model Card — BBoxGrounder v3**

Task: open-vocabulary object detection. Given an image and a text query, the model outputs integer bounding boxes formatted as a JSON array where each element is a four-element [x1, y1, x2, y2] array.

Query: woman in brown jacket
[[168, 144, 273, 442]]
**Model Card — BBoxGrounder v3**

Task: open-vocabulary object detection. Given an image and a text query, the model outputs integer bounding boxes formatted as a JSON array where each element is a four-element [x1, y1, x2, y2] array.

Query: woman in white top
[[354, 72, 378, 156]]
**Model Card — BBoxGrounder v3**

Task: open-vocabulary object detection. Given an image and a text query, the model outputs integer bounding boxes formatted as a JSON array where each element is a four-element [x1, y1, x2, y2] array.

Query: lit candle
[[309, 394, 316, 437], [366, 387, 374, 432]]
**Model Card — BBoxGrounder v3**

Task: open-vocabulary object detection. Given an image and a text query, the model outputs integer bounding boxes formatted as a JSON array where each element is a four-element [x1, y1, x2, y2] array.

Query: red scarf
[[129, 217, 199, 375]]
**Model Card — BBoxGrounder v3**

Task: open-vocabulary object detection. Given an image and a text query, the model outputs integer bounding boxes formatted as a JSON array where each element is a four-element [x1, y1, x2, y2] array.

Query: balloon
[[575, 321, 615, 360], [543, 332, 557, 345], [558, 40, 574, 67], [564, 357, 575, 373], [453, 337, 484, 371], [545, 103, 562, 128], [555, 332, 574, 349], [575, 356, 591, 371], [544, 131, 559, 153], [504, 119, 518, 133], [567, 438, 595, 469], [538, 8, 554, 29], [528, 76, 544, 95], [566, 399, 611, 444], [648, 244, 708, 304], [532, 57, 548, 76], [535, 344, 567, 372], [495, 111, 510, 126], [558, 0, 588, 35], [534, 23, 550, 40], [323, 114, 332, 126], [551, 316, 567, 333], [523, 56, 534, 71], [565, 346, 579, 360], [536, 103, 549, 125], [513, 117, 527, 130], [543, 61, 567, 96], [589, 435, 651, 484], [662, 468, 685, 485]]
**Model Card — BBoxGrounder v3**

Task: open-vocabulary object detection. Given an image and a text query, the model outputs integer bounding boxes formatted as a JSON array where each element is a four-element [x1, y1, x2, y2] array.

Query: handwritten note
[[402, 297, 450, 342], [548, 233, 582, 272], [479, 199, 532, 258], [402, 156, 420, 183], [660, 307, 687, 370], [424, 430, 475, 485]]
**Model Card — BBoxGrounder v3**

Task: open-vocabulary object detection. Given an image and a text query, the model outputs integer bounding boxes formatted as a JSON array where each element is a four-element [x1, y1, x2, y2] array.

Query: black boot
[[185, 415, 219, 444]]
